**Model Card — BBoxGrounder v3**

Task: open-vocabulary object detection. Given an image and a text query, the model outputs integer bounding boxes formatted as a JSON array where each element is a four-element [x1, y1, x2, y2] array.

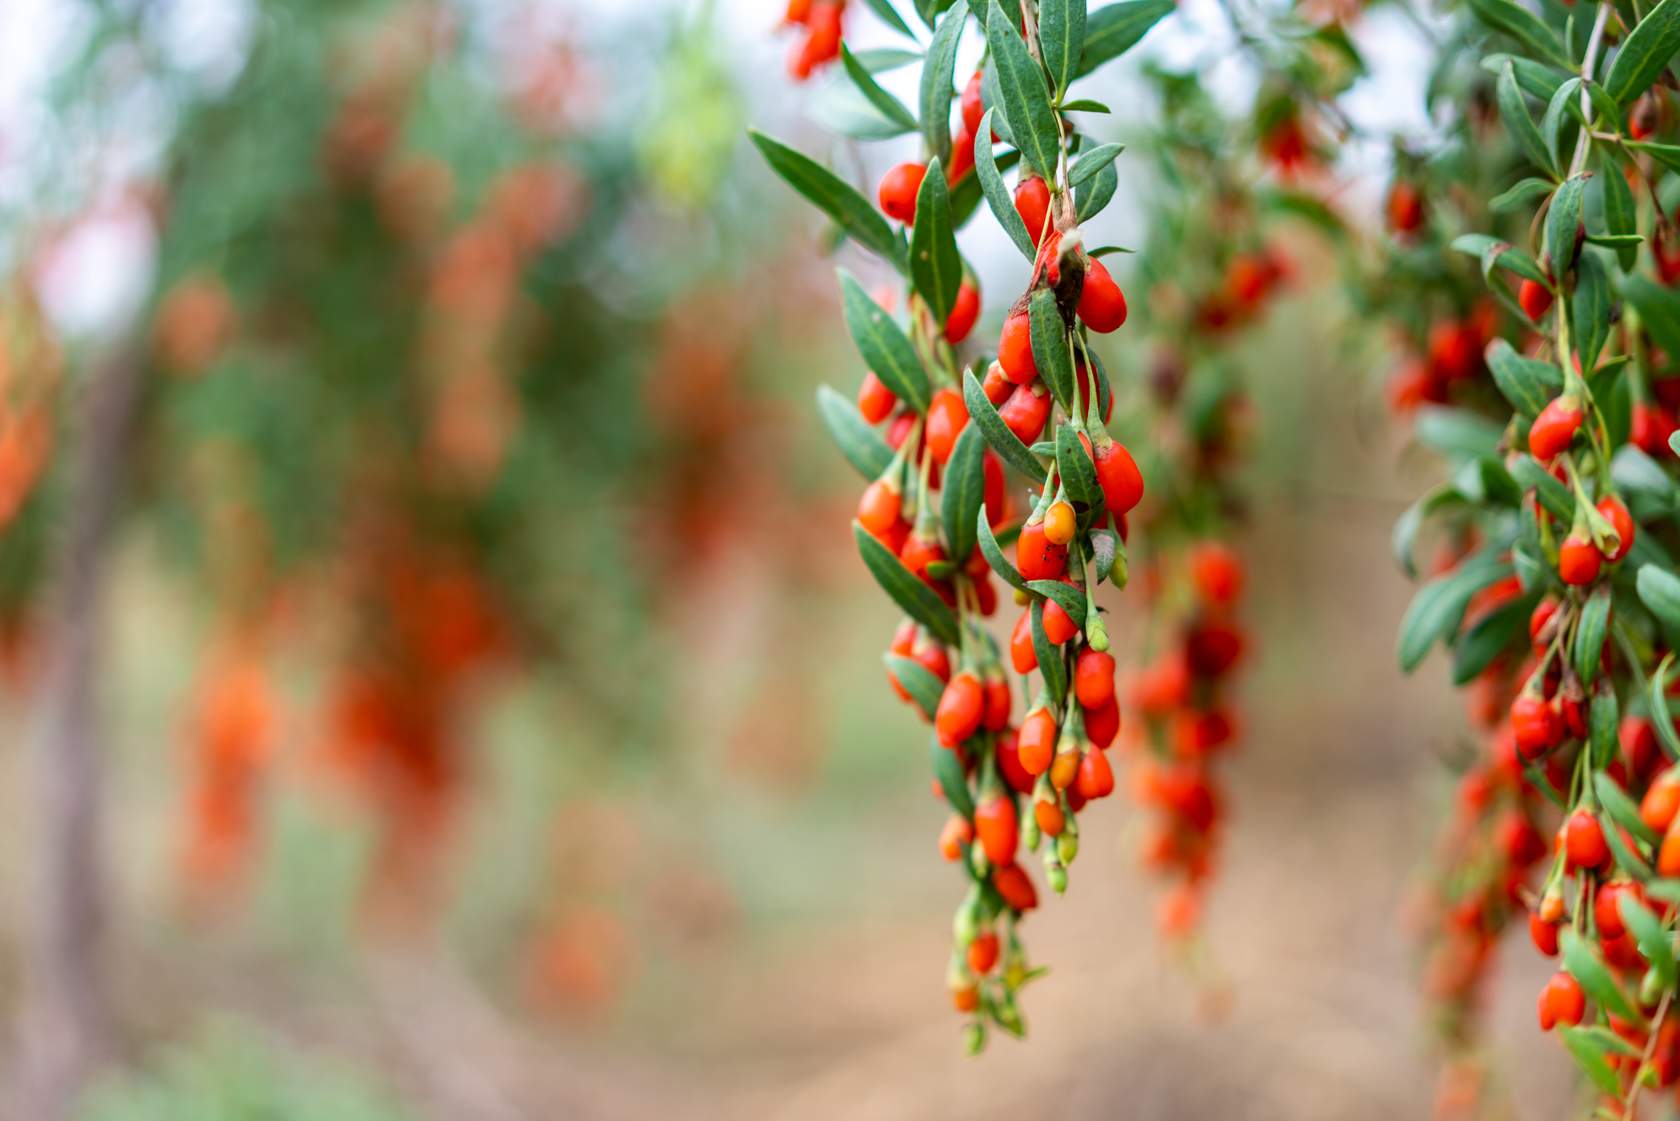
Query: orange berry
[[877, 162, 926, 224], [1014, 176, 1051, 246], [1043, 500, 1076, 546]]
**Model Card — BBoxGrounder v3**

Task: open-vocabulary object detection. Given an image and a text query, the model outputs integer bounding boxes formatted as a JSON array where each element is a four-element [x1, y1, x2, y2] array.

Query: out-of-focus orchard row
[[0, 1, 894, 1116]]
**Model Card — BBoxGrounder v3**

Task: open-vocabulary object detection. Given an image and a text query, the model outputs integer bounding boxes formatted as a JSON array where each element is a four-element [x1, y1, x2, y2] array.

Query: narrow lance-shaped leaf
[[1076, 158, 1117, 223], [751, 132, 906, 268], [859, 0, 919, 38], [838, 268, 930, 411], [1069, 142, 1123, 187], [1486, 338, 1564, 417], [974, 111, 1036, 260], [1469, 0, 1575, 70], [977, 509, 1030, 592], [942, 424, 986, 563], [1055, 424, 1100, 508], [815, 385, 895, 480], [1560, 927, 1639, 1019], [1078, 0, 1173, 76], [1544, 174, 1588, 275], [1573, 249, 1611, 373], [963, 368, 1045, 478], [986, 0, 1063, 180], [1605, 0, 1680, 104], [1496, 61, 1559, 177], [920, 5, 965, 166], [1029, 289, 1075, 410], [1038, 0, 1087, 98], [853, 522, 961, 645], [1573, 583, 1612, 682], [1030, 598, 1067, 705], [886, 653, 946, 719], [931, 740, 976, 818], [840, 43, 919, 132], [910, 158, 961, 320]]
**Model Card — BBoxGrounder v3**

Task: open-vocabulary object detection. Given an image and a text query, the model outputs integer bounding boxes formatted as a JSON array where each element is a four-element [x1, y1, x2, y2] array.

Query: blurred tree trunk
[[15, 346, 145, 1121]]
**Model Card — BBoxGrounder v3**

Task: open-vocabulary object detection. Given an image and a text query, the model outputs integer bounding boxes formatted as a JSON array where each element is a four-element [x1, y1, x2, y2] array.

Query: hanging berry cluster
[[1114, 66, 1299, 946], [1392, 0, 1680, 1109], [780, 0, 849, 80], [757, 0, 1170, 1050]]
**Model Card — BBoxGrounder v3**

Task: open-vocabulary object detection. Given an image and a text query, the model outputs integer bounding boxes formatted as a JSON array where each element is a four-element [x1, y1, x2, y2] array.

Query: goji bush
[[1387, 0, 1680, 1111], [757, 0, 1173, 1049]]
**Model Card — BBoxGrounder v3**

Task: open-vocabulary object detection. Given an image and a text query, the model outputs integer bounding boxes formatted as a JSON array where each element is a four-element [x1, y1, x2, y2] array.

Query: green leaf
[[1613, 445, 1680, 506], [1059, 97, 1111, 113], [1470, 0, 1575, 69], [750, 132, 906, 268], [977, 509, 1030, 592], [1620, 894, 1677, 986], [1038, 0, 1087, 97], [1639, 564, 1680, 629], [1591, 683, 1619, 772], [1482, 52, 1575, 100], [1622, 273, 1680, 356], [1414, 406, 1504, 460], [1573, 249, 1612, 376], [1069, 142, 1123, 187], [1398, 560, 1515, 673], [1394, 486, 1467, 579], [916, 0, 963, 25], [815, 385, 895, 480], [1560, 926, 1639, 1019], [1558, 1025, 1624, 1098], [1054, 424, 1100, 508], [1545, 173, 1587, 274], [1078, 0, 1174, 76], [1575, 584, 1613, 682], [850, 47, 923, 71], [1486, 339, 1564, 417], [931, 739, 976, 818], [1029, 579, 1087, 626], [840, 44, 919, 133], [974, 113, 1036, 261], [1030, 598, 1067, 704], [1029, 289, 1074, 410], [859, 0, 919, 38], [967, 0, 1022, 28], [986, 0, 1062, 180], [854, 521, 960, 645], [1606, 0, 1680, 104], [909, 159, 962, 321], [838, 269, 930, 411], [886, 652, 945, 719], [1650, 653, 1680, 761], [1496, 59, 1561, 176], [942, 424, 986, 563], [1539, 78, 1583, 170], [1075, 158, 1117, 223], [1601, 802, 1654, 877], [1629, 139, 1680, 173], [1490, 176, 1556, 212], [1593, 152, 1640, 270], [810, 83, 918, 140], [921, 5, 966, 166], [1598, 770, 1662, 846], [963, 368, 1044, 478], [1451, 233, 1548, 285], [1453, 595, 1530, 684], [1510, 454, 1577, 520]]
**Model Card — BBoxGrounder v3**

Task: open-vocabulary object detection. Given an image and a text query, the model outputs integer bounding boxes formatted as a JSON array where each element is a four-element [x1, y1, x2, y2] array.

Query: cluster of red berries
[[780, 0, 845, 81], [1387, 302, 1499, 414], [1122, 543, 1245, 940]]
